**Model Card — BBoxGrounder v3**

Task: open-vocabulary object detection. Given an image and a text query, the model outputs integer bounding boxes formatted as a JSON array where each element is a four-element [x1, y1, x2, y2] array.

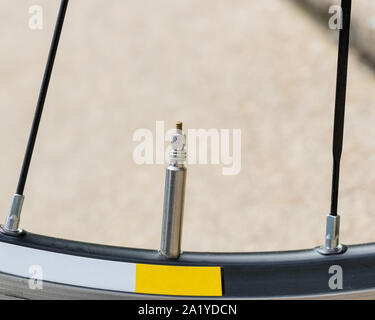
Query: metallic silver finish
[[161, 166, 187, 258], [316, 214, 346, 255], [325, 214, 340, 249], [160, 123, 187, 258], [0, 194, 24, 236], [169, 128, 186, 166]]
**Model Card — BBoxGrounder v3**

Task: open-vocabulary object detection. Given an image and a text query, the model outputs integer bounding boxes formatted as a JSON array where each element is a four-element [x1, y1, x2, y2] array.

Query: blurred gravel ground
[[0, 1, 375, 252]]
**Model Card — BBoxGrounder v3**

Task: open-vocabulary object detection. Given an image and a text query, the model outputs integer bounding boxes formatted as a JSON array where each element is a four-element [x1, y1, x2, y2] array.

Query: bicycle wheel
[[2, 0, 374, 300]]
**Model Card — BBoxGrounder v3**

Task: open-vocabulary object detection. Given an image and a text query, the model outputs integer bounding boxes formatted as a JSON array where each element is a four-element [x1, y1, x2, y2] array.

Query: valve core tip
[[176, 122, 183, 130]]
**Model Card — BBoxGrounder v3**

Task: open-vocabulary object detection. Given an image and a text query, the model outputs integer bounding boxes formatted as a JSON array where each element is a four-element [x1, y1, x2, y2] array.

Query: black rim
[[1, 232, 375, 298]]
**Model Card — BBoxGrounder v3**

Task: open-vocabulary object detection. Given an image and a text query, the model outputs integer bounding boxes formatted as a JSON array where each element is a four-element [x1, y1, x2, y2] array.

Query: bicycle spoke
[[330, 0, 352, 216], [318, 0, 352, 255], [0, 0, 69, 236]]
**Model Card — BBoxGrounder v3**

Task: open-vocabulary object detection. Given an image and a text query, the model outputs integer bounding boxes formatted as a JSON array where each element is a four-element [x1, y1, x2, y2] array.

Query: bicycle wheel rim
[[1, 232, 375, 299]]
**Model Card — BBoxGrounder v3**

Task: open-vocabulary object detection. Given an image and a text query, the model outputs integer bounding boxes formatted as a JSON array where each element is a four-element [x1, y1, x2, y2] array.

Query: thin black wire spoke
[[330, 0, 352, 216], [16, 0, 69, 195]]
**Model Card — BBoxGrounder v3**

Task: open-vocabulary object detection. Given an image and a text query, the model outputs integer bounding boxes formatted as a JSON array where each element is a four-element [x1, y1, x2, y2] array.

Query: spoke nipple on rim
[[0, 194, 25, 236], [316, 214, 347, 255]]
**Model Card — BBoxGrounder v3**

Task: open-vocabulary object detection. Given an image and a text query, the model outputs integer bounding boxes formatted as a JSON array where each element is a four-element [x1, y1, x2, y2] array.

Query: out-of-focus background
[[0, 0, 375, 252]]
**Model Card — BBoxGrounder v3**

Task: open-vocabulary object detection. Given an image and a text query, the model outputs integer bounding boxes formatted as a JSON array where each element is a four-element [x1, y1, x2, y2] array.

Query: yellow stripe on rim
[[135, 264, 222, 296]]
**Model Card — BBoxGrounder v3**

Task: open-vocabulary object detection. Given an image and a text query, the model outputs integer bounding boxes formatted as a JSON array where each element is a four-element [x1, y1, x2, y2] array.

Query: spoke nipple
[[316, 214, 347, 255], [0, 194, 25, 236]]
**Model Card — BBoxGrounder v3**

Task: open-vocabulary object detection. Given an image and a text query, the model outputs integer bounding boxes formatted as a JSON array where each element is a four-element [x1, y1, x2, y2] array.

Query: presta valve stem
[[160, 122, 187, 258]]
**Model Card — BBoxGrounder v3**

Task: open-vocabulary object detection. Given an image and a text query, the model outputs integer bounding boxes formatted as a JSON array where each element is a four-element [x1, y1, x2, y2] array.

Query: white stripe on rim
[[0, 242, 136, 292]]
